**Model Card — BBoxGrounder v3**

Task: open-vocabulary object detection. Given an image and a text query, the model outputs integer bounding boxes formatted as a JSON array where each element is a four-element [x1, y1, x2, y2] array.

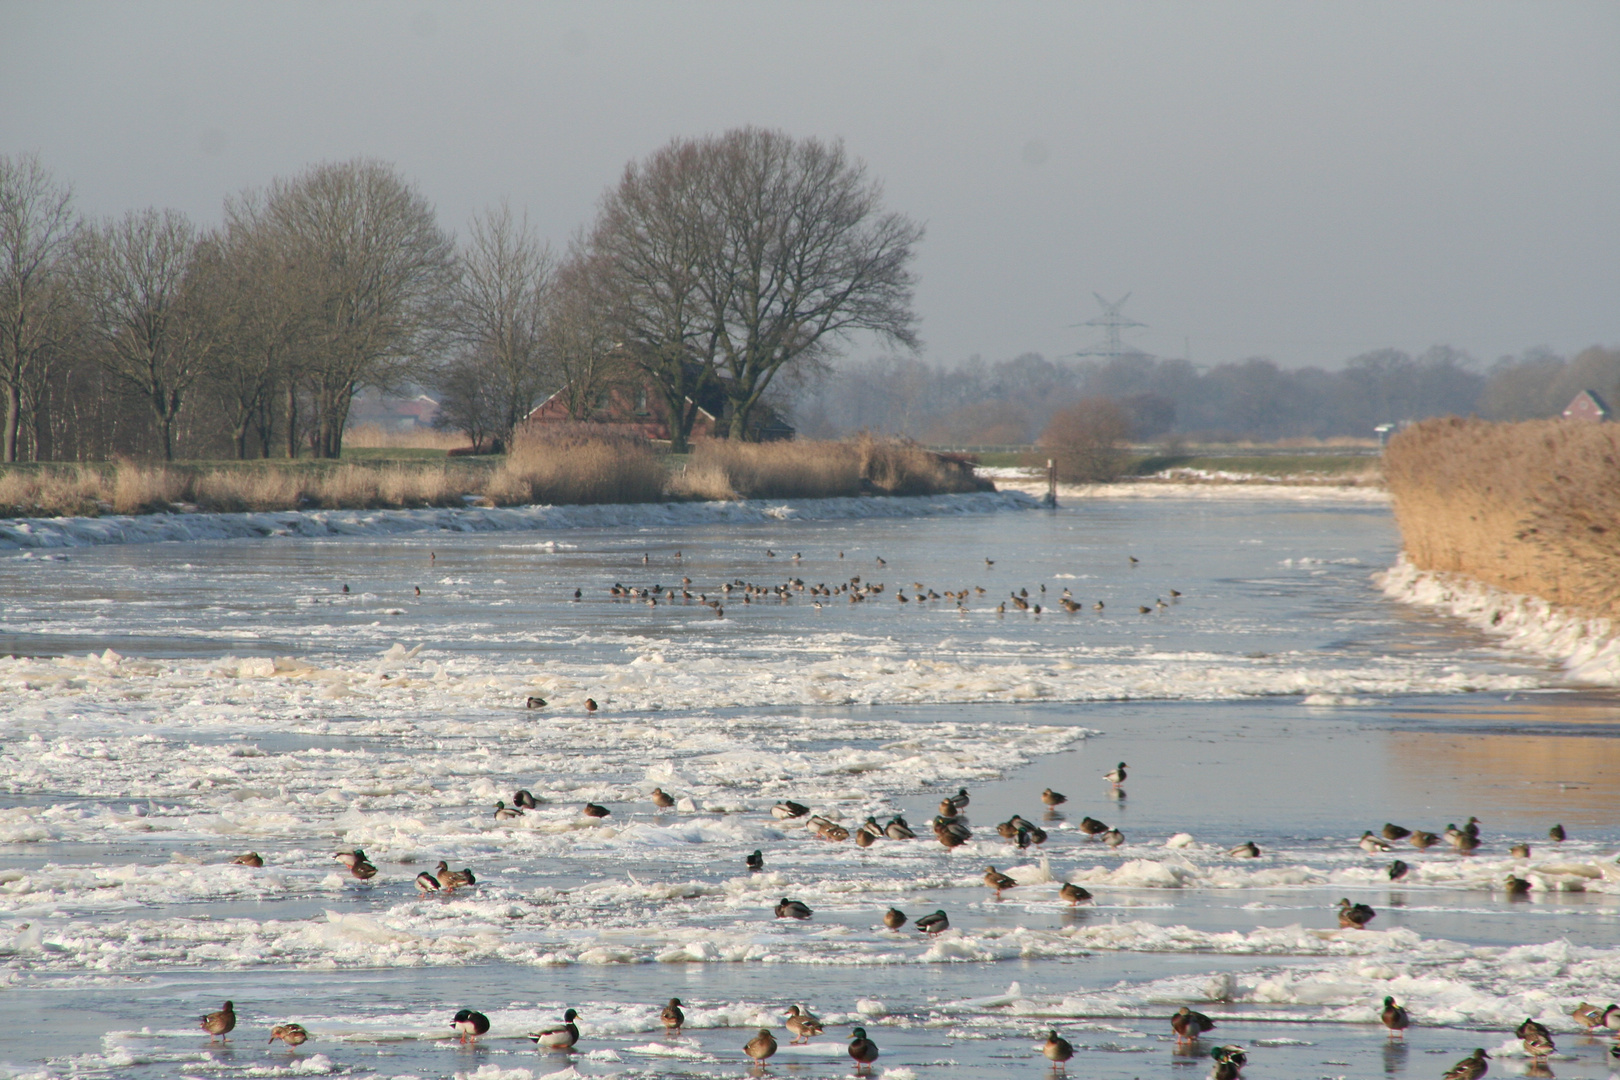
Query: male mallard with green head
[[847, 1027, 879, 1073], [1043, 1029, 1074, 1070], [1380, 996, 1409, 1036], [529, 1008, 579, 1050]]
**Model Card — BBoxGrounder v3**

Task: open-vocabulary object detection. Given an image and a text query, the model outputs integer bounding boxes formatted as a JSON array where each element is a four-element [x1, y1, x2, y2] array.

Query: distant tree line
[[0, 130, 920, 461], [791, 344, 1620, 444]]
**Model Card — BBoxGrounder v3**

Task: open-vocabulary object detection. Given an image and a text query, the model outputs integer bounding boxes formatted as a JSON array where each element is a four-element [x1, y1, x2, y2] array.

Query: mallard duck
[[1382, 823, 1412, 840], [513, 789, 539, 808], [1227, 842, 1260, 858], [494, 800, 523, 820], [1041, 788, 1067, 806], [583, 802, 610, 818], [854, 825, 875, 848], [744, 1028, 777, 1062], [1463, 816, 1481, 839], [268, 1023, 308, 1047], [1104, 762, 1128, 786], [651, 788, 675, 809], [745, 850, 764, 872], [775, 898, 812, 920], [1442, 1048, 1488, 1080], [661, 998, 684, 1034], [1337, 898, 1375, 928], [1060, 882, 1092, 905], [332, 851, 377, 880], [772, 800, 810, 819], [200, 1000, 235, 1041], [883, 907, 907, 929], [1102, 828, 1125, 848], [1549, 823, 1566, 842], [1453, 832, 1480, 854], [1510, 843, 1530, 858], [1388, 860, 1409, 881], [916, 909, 949, 934], [1060, 598, 1082, 612], [809, 815, 850, 842], [1171, 1006, 1215, 1042], [1505, 875, 1531, 896], [435, 861, 475, 890], [1021, 822, 1049, 845], [526, 696, 547, 709], [785, 1004, 823, 1043], [1211, 1045, 1247, 1067], [949, 787, 970, 810], [1210, 1057, 1242, 1079], [1359, 831, 1393, 853], [1381, 996, 1409, 1036], [847, 1026, 879, 1072], [452, 1008, 490, 1043], [984, 866, 1017, 895], [1516, 1018, 1554, 1056], [1410, 830, 1439, 849], [530, 1008, 579, 1050], [1571, 1002, 1608, 1029], [232, 852, 263, 867], [1043, 1029, 1074, 1069], [583, 698, 598, 712], [415, 871, 440, 892], [1079, 816, 1109, 837], [875, 815, 912, 840]]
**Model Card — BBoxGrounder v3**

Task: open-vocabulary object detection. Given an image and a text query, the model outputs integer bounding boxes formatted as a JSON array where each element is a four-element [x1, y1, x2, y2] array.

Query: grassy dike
[[1384, 416, 1620, 618], [0, 434, 988, 519]]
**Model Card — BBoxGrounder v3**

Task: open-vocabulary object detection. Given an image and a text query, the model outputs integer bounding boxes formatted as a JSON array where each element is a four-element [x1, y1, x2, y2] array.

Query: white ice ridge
[[1376, 554, 1620, 685], [0, 490, 1039, 552]]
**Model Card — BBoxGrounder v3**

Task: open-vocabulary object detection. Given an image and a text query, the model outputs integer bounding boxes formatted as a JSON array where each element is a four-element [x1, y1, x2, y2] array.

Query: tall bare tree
[[543, 243, 628, 420], [79, 208, 216, 461], [590, 139, 726, 451], [0, 153, 80, 462], [263, 160, 455, 458], [589, 128, 923, 446], [705, 128, 922, 439], [441, 200, 553, 447]]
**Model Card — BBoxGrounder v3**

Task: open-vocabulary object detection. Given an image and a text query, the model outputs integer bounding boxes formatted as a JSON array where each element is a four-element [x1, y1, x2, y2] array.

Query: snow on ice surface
[[1379, 554, 1620, 685], [5, 494, 1620, 1080]]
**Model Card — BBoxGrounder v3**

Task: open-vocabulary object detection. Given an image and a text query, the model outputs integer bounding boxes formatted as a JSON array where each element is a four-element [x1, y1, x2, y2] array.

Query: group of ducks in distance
[[588, 549, 1178, 619]]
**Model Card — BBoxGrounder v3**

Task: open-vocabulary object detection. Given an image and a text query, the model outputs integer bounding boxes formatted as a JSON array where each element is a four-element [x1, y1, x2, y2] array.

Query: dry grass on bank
[[1384, 417, 1620, 617], [669, 435, 989, 500], [484, 425, 667, 506], [0, 434, 993, 519], [0, 460, 481, 517]]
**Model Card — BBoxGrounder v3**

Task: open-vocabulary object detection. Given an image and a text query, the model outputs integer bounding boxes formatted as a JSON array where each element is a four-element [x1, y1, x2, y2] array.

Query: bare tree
[[1039, 397, 1131, 482], [588, 128, 922, 446], [543, 243, 628, 420], [705, 128, 922, 439], [263, 160, 455, 458], [79, 208, 216, 461], [440, 200, 552, 448], [0, 153, 80, 462], [590, 139, 725, 452]]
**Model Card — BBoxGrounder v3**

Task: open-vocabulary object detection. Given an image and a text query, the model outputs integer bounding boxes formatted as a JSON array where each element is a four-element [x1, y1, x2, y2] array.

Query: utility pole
[[1072, 293, 1147, 361]]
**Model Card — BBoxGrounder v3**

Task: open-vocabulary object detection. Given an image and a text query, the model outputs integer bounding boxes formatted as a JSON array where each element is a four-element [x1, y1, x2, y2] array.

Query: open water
[[2, 490, 1617, 1080]]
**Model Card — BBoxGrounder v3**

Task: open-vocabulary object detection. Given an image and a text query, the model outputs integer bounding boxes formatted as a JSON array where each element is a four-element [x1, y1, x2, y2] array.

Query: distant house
[[1562, 389, 1612, 422], [521, 377, 794, 443], [348, 392, 440, 431]]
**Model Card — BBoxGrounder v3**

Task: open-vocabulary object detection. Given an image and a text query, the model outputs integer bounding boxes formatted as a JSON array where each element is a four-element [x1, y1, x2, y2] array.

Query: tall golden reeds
[[1384, 417, 1620, 617], [486, 424, 666, 506]]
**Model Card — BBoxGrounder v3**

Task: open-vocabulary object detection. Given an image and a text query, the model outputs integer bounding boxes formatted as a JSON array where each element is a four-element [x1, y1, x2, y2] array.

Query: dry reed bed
[[0, 435, 988, 518], [1384, 417, 1620, 617], [668, 435, 989, 500]]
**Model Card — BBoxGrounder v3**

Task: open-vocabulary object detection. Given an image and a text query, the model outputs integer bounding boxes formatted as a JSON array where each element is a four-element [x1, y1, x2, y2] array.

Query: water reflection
[[1382, 1039, 1409, 1074]]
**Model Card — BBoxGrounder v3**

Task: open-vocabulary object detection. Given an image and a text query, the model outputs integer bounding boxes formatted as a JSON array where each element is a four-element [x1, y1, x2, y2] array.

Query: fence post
[[1043, 458, 1057, 508]]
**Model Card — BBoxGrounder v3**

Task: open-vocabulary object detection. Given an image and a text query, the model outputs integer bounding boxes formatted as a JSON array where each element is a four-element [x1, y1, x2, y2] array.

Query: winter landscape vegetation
[[3, 6, 1620, 1080]]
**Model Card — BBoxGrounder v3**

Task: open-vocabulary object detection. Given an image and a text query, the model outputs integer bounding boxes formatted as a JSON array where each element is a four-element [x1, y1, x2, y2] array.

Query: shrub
[[1037, 398, 1131, 482]]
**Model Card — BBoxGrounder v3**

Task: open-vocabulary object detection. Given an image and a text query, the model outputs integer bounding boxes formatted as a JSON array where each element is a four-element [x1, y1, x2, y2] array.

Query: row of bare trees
[[0, 127, 923, 462]]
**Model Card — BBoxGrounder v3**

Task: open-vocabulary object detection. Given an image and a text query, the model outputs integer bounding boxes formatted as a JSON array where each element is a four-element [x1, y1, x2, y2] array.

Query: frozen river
[[2, 491, 1617, 1080]]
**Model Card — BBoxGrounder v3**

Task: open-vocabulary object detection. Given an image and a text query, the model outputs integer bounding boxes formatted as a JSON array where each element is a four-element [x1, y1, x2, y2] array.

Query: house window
[[635, 387, 649, 414], [596, 390, 610, 412]]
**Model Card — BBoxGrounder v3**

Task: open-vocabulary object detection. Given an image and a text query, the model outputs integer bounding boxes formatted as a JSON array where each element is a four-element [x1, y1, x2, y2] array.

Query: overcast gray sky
[[3, 1, 1616, 369]]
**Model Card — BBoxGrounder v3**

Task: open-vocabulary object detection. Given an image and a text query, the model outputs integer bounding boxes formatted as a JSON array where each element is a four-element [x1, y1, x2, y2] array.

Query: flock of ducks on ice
[[209, 757, 1608, 1078]]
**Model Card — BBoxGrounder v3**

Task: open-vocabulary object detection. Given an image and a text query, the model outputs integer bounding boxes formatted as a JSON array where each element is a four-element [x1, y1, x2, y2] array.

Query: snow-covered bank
[[1376, 554, 1620, 685], [0, 490, 1038, 552]]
